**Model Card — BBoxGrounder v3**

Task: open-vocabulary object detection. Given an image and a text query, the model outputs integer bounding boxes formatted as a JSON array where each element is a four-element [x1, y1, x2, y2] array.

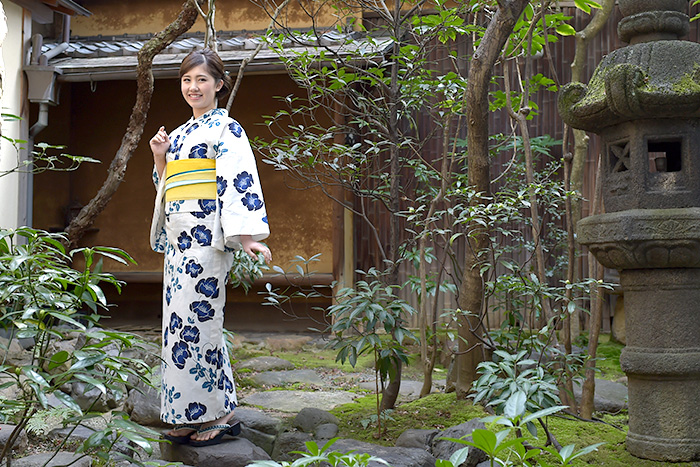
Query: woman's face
[[181, 63, 223, 118]]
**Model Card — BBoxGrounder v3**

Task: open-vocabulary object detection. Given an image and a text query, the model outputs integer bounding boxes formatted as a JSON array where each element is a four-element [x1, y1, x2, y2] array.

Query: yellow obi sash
[[164, 159, 216, 202]]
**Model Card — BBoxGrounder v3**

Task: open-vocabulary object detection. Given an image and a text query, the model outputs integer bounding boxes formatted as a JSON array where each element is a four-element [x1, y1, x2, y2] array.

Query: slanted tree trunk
[[456, 0, 532, 398], [65, 0, 204, 248]]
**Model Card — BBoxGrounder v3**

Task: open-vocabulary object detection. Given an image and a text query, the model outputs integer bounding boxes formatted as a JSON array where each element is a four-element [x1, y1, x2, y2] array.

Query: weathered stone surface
[[573, 378, 628, 414], [242, 390, 358, 412], [240, 425, 277, 455], [314, 423, 338, 440], [395, 428, 438, 450], [331, 439, 435, 467], [253, 369, 327, 387], [161, 436, 270, 466], [124, 377, 167, 427], [271, 431, 314, 462], [293, 407, 339, 433], [235, 407, 283, 435], [432, 420, 488, 467], [0, 337, 32, 365], [611, 295, 626, 345], [358, 380, 430, 399], [12, 452, 92, 467], [49, 425, 132, 455], [237, 356, 295, 371], [0, 424, 28, 454], [71, 381, 127, 412]]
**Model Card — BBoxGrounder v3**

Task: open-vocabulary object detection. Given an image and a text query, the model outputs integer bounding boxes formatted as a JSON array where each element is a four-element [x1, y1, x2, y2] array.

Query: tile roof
[[37, 31, 393, 82]]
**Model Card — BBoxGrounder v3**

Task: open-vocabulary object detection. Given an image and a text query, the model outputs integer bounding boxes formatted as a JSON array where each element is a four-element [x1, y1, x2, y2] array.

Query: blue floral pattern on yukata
[[152, 109, 269, 425]]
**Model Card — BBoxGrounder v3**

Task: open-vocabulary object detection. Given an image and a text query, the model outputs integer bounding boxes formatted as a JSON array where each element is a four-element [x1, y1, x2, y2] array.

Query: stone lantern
[[558, 0, 700, 461]]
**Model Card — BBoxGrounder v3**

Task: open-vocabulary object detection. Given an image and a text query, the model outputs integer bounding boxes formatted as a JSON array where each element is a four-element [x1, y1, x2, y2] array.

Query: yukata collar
[[192, 108, 226, 122]]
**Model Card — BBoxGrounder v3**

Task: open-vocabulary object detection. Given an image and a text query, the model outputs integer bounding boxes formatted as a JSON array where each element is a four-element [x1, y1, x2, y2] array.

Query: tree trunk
[[568, 0, 614, 339], [65, 0, 203, 248], [456, 0, 531, 398]]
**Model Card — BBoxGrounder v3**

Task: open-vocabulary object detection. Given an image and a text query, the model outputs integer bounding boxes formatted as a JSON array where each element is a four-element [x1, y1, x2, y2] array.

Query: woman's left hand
[[240, 236, 272, 264]]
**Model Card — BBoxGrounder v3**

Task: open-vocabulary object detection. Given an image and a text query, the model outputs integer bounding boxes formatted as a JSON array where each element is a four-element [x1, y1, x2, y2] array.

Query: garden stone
[[240, 425, 277, 455], [314, 423, 338, 440], [0, 328, 34, 349], [12, 452, 91, 467], [235, 407, 283, 435], [0, 337, 32, 366], [358, 380, 430, 399], [573, 378, 628, 413], [0, 424, 28, 454], [293, 407, 339, 433], [71, 381, 127, 412], [432, 419, 488, 467], [396, 428, 438, 450], [116, 461, 194, 467], [124, 377, 167, 427], [49, 425, 132, 455], [271, 431, 314, 462], [253, 369, 327, 387], [242, 390, 358, 412], [0, 375, 19, 401], [161, 436, 270, 466], [331, 438, 435, 467], [237, 356, 295, 371]]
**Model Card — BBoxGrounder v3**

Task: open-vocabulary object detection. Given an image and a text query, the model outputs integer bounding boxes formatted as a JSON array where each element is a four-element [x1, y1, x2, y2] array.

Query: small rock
[[396, 428, 438, 450], [271, 431, 314, 462], [293, 407, 339, 433], [253, 369, 327, 388], [12, 451, 91, 467], [237, 356, 295, 371], [49, 425, 132, 455], [432, 420, 488, 467], [314, 423, 338, 440], [240, 425, 277, 455], [332, 438, 435, 467], [0, 423, 28, 454], [235, 407, 283, 435], [161, 436, 270, 466]]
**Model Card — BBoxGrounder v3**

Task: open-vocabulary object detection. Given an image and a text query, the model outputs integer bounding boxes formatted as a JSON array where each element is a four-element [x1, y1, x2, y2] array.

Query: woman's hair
[[179, 48, 232, 100]]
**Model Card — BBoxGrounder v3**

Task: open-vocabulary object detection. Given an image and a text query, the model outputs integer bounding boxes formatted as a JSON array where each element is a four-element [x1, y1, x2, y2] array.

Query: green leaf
[[556, 23, 576, 36], [48, 350, 71, 370], [54, 390, 83, 414]]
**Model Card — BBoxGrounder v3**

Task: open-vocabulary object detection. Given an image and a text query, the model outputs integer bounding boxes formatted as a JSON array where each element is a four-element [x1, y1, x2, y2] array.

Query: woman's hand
[[240, 235, 272, 264], [150, 126, 170, 177]]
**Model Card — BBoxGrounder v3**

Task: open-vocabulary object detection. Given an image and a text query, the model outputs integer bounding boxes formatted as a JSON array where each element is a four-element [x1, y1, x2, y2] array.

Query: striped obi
[[164, 159, 216, 203]]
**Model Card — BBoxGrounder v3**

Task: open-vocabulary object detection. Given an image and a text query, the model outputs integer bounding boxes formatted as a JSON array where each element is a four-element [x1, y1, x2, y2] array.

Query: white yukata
[[150, 108, 269, 425]]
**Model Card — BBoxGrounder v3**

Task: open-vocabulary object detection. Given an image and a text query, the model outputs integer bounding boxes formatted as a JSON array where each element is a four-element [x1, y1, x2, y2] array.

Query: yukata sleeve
[[215, 118, 270, 249]]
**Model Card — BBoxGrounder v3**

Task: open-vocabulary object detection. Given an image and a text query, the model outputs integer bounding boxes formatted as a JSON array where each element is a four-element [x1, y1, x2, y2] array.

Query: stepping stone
[[252, 369, 327, 387], [358, 380, 431, 399], [573, 378, 628, 413], [242, 390, 359, 412], [161, 436, 270, 466], [237, 356, 295, 371], [331, 438, 435, 467], [12, 452, 92, 467]]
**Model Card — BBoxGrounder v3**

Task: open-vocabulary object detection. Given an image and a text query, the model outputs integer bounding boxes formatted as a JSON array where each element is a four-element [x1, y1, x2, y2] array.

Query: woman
[[149, 48, 271, 447]]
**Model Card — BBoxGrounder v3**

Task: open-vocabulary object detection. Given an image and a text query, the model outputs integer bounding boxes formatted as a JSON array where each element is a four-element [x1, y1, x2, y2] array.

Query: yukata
[[149, 108, 269, 425]]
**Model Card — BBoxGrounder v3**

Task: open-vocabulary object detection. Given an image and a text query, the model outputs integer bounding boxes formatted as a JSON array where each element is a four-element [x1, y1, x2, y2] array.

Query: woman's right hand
[[150, 126, 169, 177]]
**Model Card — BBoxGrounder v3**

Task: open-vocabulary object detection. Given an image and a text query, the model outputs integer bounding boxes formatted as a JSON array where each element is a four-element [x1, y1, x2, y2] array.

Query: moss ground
[[237, 332, 697, 466]]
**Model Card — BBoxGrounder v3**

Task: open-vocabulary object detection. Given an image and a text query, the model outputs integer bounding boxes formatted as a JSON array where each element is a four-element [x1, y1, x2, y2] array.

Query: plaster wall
[[71, 0, 343, 37], [0, 2, 26, 229]]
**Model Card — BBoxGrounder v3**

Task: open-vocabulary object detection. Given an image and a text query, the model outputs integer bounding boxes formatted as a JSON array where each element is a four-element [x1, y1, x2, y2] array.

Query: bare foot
[[166, 425, 198, 437], [190, 412, 235, 442]]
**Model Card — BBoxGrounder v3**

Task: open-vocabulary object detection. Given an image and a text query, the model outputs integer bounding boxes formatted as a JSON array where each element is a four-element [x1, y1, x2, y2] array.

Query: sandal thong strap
[[197, 424, 233, 434], [176, 423, 201, 430]]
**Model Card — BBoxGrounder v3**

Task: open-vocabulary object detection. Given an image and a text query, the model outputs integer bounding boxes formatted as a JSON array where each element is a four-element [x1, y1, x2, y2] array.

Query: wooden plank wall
[[353, 4, 700, 331]]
